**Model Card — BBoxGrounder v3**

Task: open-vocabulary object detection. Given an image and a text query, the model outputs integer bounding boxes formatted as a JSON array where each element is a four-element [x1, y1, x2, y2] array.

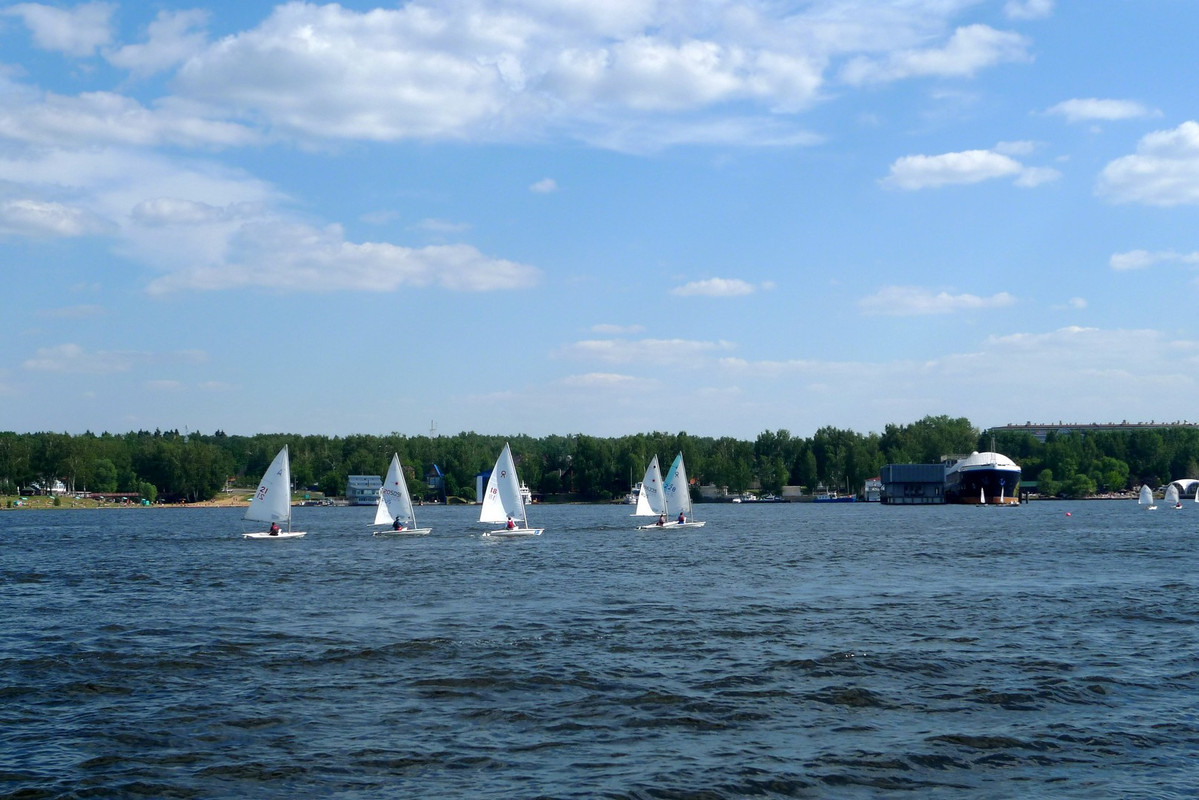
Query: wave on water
[[1, 504, 1197, 798]]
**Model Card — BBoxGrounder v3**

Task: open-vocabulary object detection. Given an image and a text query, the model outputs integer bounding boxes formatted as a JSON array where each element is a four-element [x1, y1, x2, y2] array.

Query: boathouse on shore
[[879, 463, 945, 505]]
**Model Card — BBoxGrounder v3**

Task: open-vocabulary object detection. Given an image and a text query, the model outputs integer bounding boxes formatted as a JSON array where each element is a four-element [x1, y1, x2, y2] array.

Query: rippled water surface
[[2, 501, 1197, 798]]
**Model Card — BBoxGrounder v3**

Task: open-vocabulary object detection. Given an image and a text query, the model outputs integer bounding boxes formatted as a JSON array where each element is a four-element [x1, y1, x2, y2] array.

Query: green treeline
[[1, 416, 1195, 502]]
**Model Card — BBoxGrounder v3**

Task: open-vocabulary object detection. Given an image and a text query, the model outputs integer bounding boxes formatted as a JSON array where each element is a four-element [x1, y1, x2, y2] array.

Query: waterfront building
[[346, 474, 383, 506]]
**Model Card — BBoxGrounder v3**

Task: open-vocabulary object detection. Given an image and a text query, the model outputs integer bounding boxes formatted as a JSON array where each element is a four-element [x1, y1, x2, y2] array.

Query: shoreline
[[4, 494, 1144, 510]]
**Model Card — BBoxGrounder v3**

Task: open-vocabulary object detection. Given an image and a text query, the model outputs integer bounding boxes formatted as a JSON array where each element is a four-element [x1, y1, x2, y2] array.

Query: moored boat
[[943, 451, 1020, 505]]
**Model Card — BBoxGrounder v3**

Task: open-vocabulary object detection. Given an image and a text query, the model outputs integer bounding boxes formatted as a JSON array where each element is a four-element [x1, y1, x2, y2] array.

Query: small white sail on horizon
[[1165, 483, 1181, 508], [1138, 483, 1157, 511], [373, 453, 431, 536], [243, 446, 305, 538], [480, 443, 542, 537]]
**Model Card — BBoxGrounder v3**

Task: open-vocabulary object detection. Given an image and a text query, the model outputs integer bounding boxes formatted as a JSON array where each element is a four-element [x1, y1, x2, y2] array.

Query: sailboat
[[1164, 482, 1181, 509], [243, 445, 305, 538], [1138, 483, 1157, 511], [632, 455, 668, 528], [373, 453, 431, 536], [639, 452, 705, 529], [480, 443, 543, 537]]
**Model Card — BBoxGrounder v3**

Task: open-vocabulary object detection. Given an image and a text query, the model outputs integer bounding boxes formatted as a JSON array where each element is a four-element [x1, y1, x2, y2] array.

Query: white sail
[[374, 453, 417, 527], [245, 446, 292, 525], [633, 456, 665, 517], [1165, 483, 1180, 505], [663, 452, 693, 516], [479, 443, 526, 525], [1138, 484, 1154, 506]]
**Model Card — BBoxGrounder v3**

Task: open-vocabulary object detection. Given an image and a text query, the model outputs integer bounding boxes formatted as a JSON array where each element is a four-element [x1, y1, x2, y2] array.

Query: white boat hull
[[243, 530, 306, 539], [636, 520, 706, 530], [484, 527, 544, 537], [374, 527, 432, 537]]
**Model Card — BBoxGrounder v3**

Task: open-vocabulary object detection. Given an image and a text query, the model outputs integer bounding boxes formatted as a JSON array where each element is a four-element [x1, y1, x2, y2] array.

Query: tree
[[1061, 473, 1097, 499], [1036, 469, 1060, 497], [91, 458, 118, 493]]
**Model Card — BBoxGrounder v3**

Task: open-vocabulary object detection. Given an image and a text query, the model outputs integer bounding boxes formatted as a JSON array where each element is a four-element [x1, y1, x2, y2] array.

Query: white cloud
[[670, 277, 760, 297], [577, 116, 823, 154], [841, 25, 1030, 85], [150, 2, 1013, 151], [172, 3, 529, 142], [130, 197, 266, 227], [1110, 249, 1199, 271], [0, 119, 536, 296], [4, 1, 114, 57], [558, 337, 735, 366], [0, 199, 107, 237], [530, 178, 558, 193], [0, 2, 1047, 155], [882, 148, 1058, 190], [994, 140, 1038, 156], [413, 217, 472, 233], [1013, 165, 1060, 187], [144, 221, 540, 295], [1097, 121, 1199, 206], [1066, 297, 1086, 309], [22, 343, 206, 374], [714, 325, 1199, 435], [38, 305, 105, 319], [559, 372, 643, 388], [0, 88, 258, 149], [106, 9, 210, 77], [591, 323, 645, 335], [1004, 0, 1055, 21], [859, 286, 1016, 316], [1045, 98, 1157, 123]]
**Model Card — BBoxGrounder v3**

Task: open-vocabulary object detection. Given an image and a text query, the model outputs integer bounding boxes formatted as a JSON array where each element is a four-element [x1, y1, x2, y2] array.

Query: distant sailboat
[[373, 453, 431, 536], [633, 455, 668, 528], [658, 452, 706, 528], [1164, 483, 1181, 509], [1138, 484, 1157, 511], [243, 446, 305, 538], [480, 443, 543, 537]]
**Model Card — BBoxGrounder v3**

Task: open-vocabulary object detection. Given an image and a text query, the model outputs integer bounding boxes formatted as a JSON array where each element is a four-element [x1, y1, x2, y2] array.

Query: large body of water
[[1, 500, 1196, 798]]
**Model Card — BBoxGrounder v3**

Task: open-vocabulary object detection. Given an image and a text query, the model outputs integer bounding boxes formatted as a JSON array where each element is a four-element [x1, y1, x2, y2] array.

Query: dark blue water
[[2, 501, 1196, 798]]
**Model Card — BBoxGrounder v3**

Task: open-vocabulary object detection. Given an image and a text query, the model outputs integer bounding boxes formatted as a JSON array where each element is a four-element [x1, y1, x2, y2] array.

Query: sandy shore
[[4, 493, 255, 510]]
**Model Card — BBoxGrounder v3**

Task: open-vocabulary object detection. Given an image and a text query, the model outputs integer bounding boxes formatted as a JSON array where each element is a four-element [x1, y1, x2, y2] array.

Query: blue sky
[[3, 0, 1198, 440]]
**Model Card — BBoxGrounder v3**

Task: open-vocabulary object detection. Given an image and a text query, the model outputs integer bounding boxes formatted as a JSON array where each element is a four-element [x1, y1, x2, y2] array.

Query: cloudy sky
[[2, 0, 1198, 439]]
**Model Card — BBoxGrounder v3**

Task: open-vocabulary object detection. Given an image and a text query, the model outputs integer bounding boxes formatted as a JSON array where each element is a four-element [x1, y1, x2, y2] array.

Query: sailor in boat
[[506, 515, 516, 530], [268, 522, 280, 536], [657, 513, 666, 526], [677, 511, 686, 524], [392, 515, 405, 531]]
